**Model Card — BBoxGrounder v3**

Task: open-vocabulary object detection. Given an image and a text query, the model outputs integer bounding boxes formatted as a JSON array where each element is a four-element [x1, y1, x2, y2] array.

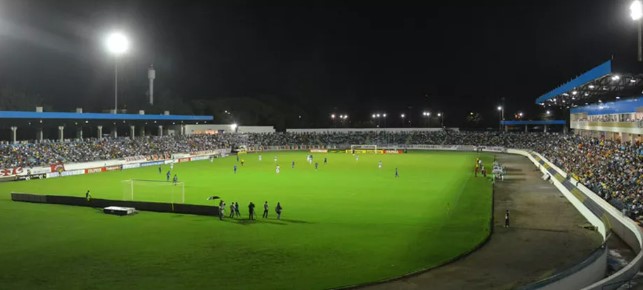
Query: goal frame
[[122, 179, 185, 204], [349, 144, 378, 154]]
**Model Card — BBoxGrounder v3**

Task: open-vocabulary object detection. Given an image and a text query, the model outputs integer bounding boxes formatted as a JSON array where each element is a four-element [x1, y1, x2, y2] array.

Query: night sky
[[0, 0, 638, 128]]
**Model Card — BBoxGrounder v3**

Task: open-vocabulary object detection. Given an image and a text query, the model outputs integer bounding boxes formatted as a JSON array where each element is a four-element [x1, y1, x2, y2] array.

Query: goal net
[[122, 179, 185, 204], [348, 145, 379, 154]]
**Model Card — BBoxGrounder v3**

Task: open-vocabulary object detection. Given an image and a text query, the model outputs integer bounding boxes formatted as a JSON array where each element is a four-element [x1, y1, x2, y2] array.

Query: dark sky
[[0, 0, 638, 127]]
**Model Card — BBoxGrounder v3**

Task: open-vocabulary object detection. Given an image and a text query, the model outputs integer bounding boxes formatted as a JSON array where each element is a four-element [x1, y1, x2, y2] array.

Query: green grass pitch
[[0, 151, 493, 290]]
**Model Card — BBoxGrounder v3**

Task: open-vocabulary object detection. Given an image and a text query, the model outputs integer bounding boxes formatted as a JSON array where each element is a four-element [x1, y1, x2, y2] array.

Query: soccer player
[[276, 165, 281, 174], [210, 156, 214, 163], [258, 154, 262, 161], [234, 202, 241, 217], [395, 167, 399, 178], [166, 170, 171, 182], [173, 174, 178, 185], [263, 201, 269, 218], [274, 155, 278, 162], [229, 202, 235, 218], [240, 159, 245, 166], [234, 164, 237, 174], [248, 202, 255, 220], [219, 200, 225, 220], [324, 157, 327, 165], [158, 165, 162, 174], [355, 155, 359, 161], [85, 190, 91, 201], [275, 202, 283, 220], [378, 160, 382, 169], [291, 161, 295, 169], [315, 162, 319, 170], [236, 154, 240, 162], [504, 209, 510, 227]]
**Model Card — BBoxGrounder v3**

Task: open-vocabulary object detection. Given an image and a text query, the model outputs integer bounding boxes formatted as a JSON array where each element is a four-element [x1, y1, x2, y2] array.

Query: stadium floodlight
[[105, 31, 130, 113], [400, 113, 405, 118], [497, 106, 502, 111], [437, 113, 441, 117], [331, 114, 336, 119], [546, 110, 551, 115], [231, 123, 238, 132], [633, 0, 643, 20], [383, 113, 387, 118], [372, 114, 376, 118], [633, 1, 643, 61], [376, 114, 381, 118]]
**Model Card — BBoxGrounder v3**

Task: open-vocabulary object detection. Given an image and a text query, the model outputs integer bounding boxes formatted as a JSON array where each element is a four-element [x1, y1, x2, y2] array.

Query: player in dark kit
[[248, 202, 256, 220], [395, 168, 399, 178], [233, 164, 237, 174], [166, 170, 171, 181], [262, 201, 269, 218], [275, 202, 283, 220], [324, 157, 327, 165], [234, 202, 241, 217], [504, 209, 510, 227], [85, 190, 91, 201], [158, 165, 162, 174], [315, 162, 318, 170]]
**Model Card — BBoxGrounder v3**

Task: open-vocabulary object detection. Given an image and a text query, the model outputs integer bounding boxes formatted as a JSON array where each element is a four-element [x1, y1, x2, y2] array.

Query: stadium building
[[535, 58, 643, 142]]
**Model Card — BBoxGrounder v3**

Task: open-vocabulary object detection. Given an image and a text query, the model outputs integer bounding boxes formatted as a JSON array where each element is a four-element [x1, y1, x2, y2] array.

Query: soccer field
[[0, 151, 493, 290]]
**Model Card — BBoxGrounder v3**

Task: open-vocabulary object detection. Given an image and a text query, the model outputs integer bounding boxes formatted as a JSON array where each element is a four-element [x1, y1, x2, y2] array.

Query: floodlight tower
[[105, 32, 130, 113], [148, 65, 156, 105], [631, 0, 643, 61]]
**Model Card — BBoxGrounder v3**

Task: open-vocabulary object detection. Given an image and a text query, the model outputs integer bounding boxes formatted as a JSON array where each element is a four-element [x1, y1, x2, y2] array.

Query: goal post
[[348, 144, 379, 154], [121, 179, 185, 204]]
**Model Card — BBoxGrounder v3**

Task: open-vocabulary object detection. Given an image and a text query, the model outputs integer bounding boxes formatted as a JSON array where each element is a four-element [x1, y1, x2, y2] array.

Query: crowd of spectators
[[2, 130, 643, 219]]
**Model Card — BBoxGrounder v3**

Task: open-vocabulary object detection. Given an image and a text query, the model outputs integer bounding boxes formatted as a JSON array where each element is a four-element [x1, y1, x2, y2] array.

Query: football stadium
[[3, 1, 643, 290]]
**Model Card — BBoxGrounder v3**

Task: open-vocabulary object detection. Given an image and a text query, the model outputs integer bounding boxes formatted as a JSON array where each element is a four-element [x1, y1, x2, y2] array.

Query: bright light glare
[[612, 75, 621, 81], [105, 32, 130, 55], [400, 114, 405, 118], [497, 106, 502, 111], [632, 0, 643, 20], [331, 114, 336, 119], [231, 123, 238, 130]]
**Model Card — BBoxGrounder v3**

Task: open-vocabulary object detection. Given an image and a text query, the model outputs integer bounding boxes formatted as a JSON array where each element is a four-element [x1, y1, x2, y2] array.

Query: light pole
[[632, 0, 643, 61], [105, 32, 130, 113], [422, 112, 431, 127], [497, 106, 504, 131]]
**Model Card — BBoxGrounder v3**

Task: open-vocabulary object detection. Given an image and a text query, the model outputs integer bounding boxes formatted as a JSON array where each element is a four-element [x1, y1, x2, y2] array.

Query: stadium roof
[[0, 111, 213, 122], [535, 58, 643, 107]]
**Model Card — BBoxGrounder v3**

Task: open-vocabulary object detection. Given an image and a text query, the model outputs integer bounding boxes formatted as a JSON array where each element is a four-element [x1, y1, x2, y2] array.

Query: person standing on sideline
[[504, 209, 510, 228], [229, 202, 235, 218], [275, 202, 283, 220], [248, 202, 255, 220], [263, 201, 269, 218], [233, 164, 237, 174], [395, 167, 399, 178], [85, 190, 91, 201], [234, 202, 241, 217], [219, 200, 226, 221]]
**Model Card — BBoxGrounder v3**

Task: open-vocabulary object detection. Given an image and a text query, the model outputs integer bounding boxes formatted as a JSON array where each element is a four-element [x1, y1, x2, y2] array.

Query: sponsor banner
[[47, 169, 84, 178], [0, 167, 24, 176], [141, 161, 164, 167], [172, 153, 191, 159], [122, 163, 141, 170], [50, 163, 66, 173], [178, 157, 191, 163], [30, 167, 51, 175], [476, 146, 506, 153], [190, 155, 210, 161], [385, 150, 402, 154], [16, 174, 47, 181], [310, 149, 328, 153], [124, 155, 146, 162], [105, 165, 122, 171], [85, 167, 106, 174]]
